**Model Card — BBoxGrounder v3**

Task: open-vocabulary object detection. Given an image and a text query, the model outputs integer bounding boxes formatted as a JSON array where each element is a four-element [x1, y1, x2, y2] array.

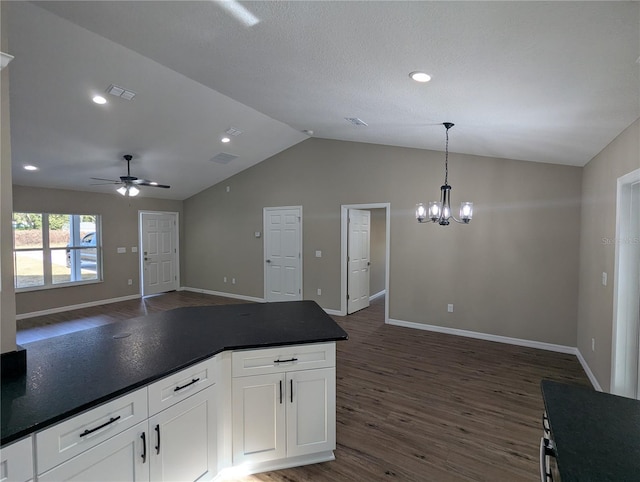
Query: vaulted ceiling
[[6, 1, 639, 200]]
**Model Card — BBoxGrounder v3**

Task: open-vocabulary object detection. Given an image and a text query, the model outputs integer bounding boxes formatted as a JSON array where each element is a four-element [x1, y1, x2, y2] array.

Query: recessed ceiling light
[[221, 137, 231, 143], [409, 71, 432, 83], [24, 165, 38, 171], [92, 95, 107, 104]]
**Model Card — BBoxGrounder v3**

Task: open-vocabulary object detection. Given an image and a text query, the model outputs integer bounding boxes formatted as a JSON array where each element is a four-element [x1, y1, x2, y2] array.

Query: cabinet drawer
[[232, 342, 335, 377], [148, 357, 216, 416], [36, 387, 147, 474]]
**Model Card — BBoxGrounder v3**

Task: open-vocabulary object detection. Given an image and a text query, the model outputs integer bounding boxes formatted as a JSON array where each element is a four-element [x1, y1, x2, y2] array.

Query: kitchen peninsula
[[1, 300, 348, 481]]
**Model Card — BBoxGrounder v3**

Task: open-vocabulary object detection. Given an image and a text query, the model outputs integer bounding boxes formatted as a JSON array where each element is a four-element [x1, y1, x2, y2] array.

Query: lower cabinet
[[232, 367, 336, 465], [38, 422, 148, 482], [0, 436, 33, 482], [149, 384, 217, 482]]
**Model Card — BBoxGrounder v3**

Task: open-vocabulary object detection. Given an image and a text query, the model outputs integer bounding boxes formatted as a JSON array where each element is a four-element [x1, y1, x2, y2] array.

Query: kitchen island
[[1, 300, 348, 481], [541, 379, 640, 481]]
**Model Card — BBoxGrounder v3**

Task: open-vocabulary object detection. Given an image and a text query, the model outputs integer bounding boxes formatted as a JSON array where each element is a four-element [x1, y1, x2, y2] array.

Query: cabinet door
[[38, 422, 148, 482], [232, 373, 286, 464], [149, 385, 216, 482], [0, 436, 33, 482], [286, 368, 336, 458]]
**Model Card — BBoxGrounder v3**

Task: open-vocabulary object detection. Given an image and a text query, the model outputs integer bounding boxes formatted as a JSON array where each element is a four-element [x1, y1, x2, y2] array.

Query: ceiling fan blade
[[90, 182, 122, 185], [90, 177, 121, 183], [135, 180, 171, 189]]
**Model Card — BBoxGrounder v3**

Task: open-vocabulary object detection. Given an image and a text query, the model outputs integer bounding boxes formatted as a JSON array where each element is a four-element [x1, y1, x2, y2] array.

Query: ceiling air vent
[[345, 117, 368, 127], [106, 84, 136, 100], [210, 153, 239, 165]]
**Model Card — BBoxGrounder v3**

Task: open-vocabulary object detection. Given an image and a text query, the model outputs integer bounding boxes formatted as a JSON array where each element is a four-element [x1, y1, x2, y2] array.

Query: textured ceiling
[[6, 1, 640, 200]]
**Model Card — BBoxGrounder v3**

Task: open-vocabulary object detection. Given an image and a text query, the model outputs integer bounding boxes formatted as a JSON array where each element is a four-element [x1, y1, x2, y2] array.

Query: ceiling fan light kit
[[90, 154, 170, 196], [416, 122, 473, 225]]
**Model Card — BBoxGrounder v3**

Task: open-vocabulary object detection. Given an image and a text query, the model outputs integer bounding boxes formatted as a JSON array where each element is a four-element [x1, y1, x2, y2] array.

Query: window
[[13, 213, 102, 290]]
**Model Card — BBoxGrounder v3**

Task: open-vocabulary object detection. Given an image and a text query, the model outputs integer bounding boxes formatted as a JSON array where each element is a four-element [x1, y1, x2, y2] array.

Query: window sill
[[16, 279, 104, 293]]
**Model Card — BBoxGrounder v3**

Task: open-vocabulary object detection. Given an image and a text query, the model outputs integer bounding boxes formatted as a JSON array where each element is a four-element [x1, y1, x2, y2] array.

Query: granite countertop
[[1, 300, 348, 446], [541, 379, 640, 482]]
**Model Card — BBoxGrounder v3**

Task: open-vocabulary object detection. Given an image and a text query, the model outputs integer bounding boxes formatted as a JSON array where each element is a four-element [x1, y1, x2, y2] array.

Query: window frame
[[13, 213, 103, 292]]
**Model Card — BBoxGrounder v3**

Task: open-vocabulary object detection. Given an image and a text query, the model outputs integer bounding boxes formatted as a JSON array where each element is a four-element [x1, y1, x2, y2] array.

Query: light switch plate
[[315, 250, 322, 258], [117, 247, 126, 254], [131, 247, 138, 253]]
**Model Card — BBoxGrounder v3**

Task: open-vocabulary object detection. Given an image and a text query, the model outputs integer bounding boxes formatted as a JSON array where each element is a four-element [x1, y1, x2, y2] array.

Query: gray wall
[[12, 185, 183, 315], [184, 137, 582, 346], [577, 118, 640, 390]]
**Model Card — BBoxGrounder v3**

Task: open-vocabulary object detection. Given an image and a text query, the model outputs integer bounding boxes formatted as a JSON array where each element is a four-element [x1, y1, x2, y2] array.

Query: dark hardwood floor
[[17, 292, 591, 481]]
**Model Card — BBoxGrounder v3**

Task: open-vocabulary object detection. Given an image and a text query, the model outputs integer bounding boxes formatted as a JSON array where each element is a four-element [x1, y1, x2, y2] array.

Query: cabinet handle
[[155, 424, 161, 454], [274, 358, 298, 364], [279, 380, 283, 404], [79, 415, 121, 437], [290, 379, 293, 403], [174, 378, 200, 392], [141, 432, 147, 463]]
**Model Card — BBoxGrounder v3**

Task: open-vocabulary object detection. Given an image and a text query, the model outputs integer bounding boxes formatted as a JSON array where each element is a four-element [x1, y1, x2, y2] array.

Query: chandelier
[[416, 122, 473, 225]]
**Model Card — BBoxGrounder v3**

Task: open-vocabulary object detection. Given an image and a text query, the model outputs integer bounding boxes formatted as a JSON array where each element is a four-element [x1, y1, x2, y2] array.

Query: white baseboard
[[323, 308, 342, 316], [16, 294, 141, 320], [181, 286, 265, 303], [387, 318, 603, 391], [575, 348, 603, 391], [387, 318, 576, 354], [369, 290, 386, 301]]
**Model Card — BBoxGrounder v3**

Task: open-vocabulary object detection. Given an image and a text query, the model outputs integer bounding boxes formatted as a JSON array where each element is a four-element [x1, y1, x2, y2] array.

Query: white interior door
[[140, 212, 179, 296], [347, 209, 370, 314], [264, 207, 302, 302]]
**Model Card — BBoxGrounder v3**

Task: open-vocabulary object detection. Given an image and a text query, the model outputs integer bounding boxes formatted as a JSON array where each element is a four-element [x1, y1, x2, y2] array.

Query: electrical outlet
[[317, 288, 322, 296], [602, 272, 607, 286], [127, 279, 132, 286], [447, 304, 454, 313], [232, 278, 236, 285], [223, 277, 227, 283], [592, 338, 596, 351]]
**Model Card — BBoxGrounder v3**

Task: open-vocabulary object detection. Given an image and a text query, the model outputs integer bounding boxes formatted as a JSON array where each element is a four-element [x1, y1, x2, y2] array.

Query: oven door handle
[[539, 436, 556, 482]]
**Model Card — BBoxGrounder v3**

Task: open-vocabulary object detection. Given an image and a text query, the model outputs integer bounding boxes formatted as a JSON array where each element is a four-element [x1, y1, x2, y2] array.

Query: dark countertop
[[1, 300, 348, 446], [541, 379, 640, 482]]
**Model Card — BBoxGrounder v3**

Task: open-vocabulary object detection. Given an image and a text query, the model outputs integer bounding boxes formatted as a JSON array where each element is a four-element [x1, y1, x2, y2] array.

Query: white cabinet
[[149, 384, 217, 482], [0, 436, 33, 482], [34, 357, 218, 482], [231, 343, 336, 466], [38, 422, 148, 482]]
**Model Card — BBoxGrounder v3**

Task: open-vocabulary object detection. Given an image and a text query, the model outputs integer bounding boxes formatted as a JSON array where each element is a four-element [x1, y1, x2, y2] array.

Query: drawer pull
[[174, 378, 200, 392], [279, 380, 283, 404], [290, 378, 294, 403], [274, 357, 298, 364], [79, 415, 121, 437]]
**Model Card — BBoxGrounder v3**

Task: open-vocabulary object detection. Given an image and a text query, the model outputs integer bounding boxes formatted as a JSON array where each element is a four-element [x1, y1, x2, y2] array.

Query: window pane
[[51, 248, 71, 284], [14, 250, 44, 288], [12, 213, 42, 249], [49, 214, 71, 248]]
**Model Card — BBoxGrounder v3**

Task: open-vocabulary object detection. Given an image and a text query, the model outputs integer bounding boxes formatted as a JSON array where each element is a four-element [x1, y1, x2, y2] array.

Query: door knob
[[266, 259, 271, 263]]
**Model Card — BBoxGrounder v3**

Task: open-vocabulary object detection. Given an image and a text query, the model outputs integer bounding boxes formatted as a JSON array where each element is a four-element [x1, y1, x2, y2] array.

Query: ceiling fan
[[91, 154, 170, 196]]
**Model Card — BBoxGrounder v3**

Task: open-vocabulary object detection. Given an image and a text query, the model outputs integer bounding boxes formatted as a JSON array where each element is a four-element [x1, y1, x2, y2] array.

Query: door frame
[[611, 167, 640, 398], [340, 203, 390, 321], [138, 211, 180, 297], [263, 205, 303, 302]]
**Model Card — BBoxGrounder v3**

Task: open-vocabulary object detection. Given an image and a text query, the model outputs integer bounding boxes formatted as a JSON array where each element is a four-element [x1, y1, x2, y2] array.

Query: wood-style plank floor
[[17, 291, 591, 481]]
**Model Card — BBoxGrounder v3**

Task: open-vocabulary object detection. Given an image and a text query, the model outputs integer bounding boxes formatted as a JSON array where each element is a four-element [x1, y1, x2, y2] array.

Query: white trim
[[181, 286, 264, 304], [369, 290, 386, 301], [611, 167, 640, 397], [388, 318, 604, 391], [16, 294, 141, 320], [576, 348, 603, 392], [215, 452, 335, 480], [340, 203, 390, 322], [388, 318, 576, 354], [263, 206, 303, 302]]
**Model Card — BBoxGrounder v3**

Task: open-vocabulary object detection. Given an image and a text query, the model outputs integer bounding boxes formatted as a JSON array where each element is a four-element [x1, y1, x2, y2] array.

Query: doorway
[[611, 168, 640, 399], [139, 211, 179, 297], [263, 206, 303, 302], [340, 203, 390, 321]]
